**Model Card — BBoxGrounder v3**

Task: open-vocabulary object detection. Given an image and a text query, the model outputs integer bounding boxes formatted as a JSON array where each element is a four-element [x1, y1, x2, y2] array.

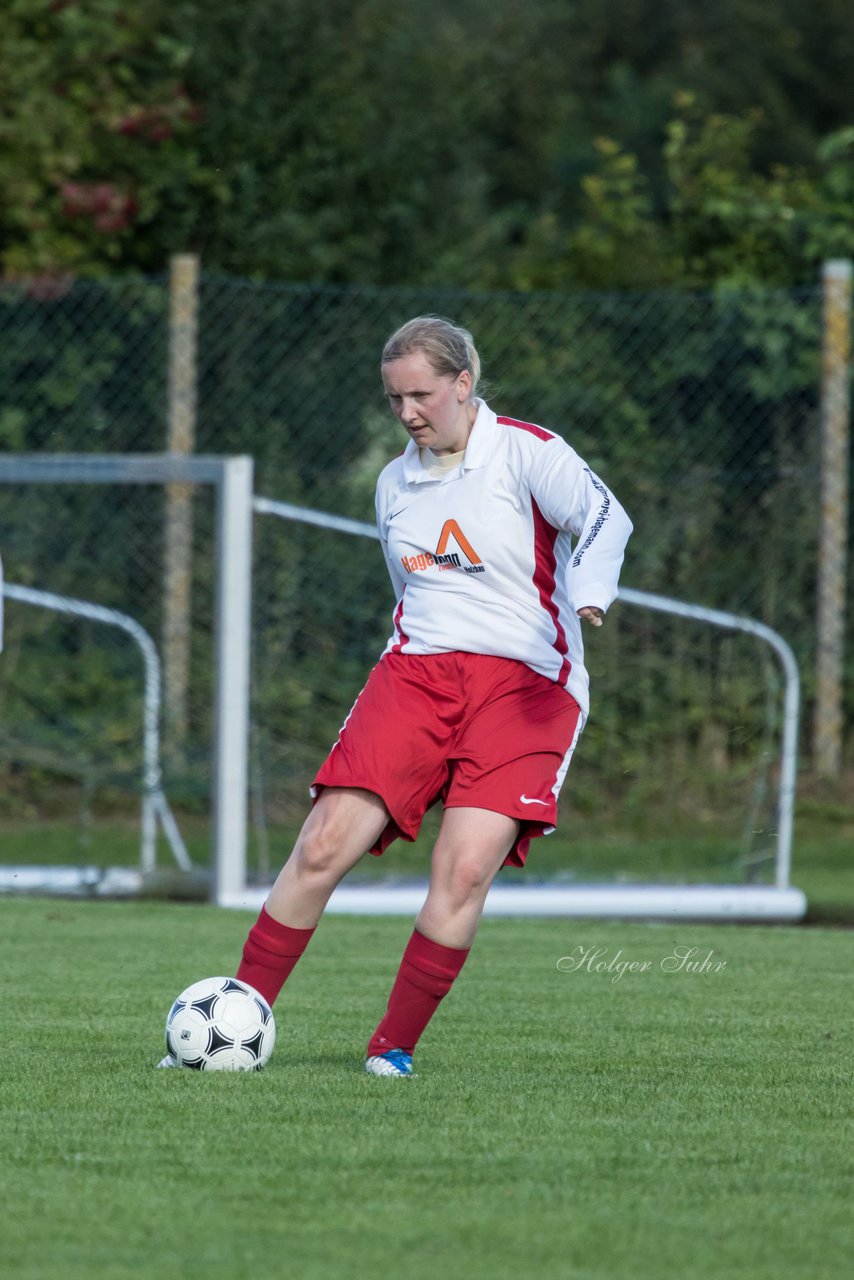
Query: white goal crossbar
[[249, 497, 806, 923]]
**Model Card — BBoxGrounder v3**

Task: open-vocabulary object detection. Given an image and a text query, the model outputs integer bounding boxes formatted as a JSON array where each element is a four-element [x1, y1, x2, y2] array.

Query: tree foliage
[[514, 98, 854, 289], [0, 0, 205, 276], [1, 0, 853, 288]]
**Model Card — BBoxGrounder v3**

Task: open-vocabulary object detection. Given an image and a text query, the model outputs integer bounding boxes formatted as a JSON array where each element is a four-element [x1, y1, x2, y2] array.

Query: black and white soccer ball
[[164, 976, 276, 1071]]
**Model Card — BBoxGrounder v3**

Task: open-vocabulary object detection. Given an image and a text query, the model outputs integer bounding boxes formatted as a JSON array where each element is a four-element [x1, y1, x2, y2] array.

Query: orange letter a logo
[[436, 519, 482, 565]]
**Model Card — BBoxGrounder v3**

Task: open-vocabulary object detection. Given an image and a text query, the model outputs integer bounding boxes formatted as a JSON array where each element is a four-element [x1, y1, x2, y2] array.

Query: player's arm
[[529, 441, 632, 623], [564, 462, 632, 621]]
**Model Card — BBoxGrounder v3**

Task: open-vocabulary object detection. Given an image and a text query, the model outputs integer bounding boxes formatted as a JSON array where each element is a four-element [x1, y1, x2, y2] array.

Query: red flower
[[59, 181, 138, 232]]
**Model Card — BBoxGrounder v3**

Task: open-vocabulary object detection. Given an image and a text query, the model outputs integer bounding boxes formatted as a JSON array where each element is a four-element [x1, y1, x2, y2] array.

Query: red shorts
[[312, 652, 583, 866]]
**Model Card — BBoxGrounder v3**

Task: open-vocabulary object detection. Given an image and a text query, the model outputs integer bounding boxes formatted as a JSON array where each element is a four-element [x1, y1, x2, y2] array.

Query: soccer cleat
[[365, 1049, 415, 1077], [156, 1053, 178, 1069]]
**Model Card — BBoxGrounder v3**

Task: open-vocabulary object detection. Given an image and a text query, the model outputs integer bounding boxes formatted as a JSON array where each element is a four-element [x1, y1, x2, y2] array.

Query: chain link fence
[[0, 267, 850, 876]]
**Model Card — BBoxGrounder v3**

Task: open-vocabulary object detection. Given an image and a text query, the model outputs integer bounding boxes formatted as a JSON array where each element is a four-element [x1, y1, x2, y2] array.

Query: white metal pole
[[213, 456, 255, 905]]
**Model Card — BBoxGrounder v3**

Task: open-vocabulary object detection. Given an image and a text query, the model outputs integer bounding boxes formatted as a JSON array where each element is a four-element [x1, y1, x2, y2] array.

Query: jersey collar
[[460, 401, 495, 470], [400, 400, 495, 484]]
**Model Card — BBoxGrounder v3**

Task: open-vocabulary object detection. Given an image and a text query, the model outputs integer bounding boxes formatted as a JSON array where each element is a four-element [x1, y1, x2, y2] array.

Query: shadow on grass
[[803, 901, 854, 929]]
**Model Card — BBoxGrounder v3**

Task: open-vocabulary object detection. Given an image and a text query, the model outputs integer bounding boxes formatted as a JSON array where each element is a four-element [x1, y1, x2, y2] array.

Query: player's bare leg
[[416, 806, 520, 948], [265, 786, 389, 927], [234, 787, 389, 1008], [366, 806, 518, 1075]]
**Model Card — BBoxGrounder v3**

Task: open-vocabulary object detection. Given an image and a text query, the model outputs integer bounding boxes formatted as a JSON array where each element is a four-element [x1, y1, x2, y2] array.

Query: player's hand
[[577, 606, 604, 627]]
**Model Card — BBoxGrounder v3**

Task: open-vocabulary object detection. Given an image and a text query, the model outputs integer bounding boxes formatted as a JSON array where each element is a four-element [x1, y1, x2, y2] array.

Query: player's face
[[382, 351, 474, 455]]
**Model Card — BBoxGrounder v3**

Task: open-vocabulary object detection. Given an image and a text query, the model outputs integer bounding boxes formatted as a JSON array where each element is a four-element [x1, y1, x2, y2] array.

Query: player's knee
[[290, 839, 338, 882], [290, 811, 350, 882], [440, 854, 495, 907]]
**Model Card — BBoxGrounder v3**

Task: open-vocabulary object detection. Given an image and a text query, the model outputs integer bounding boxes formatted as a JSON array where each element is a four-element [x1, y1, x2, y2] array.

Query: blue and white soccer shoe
[[365, 1049, 415, 1077]]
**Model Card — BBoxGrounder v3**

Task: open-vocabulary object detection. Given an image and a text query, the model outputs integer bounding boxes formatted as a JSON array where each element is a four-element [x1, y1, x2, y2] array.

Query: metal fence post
[[163, 253, 200, 755], [815, 259, 852, 777]]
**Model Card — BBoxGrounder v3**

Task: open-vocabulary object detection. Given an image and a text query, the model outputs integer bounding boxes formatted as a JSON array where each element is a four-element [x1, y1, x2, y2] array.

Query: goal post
[[211, 456, 254, 904], [0, 454, 253, 894]]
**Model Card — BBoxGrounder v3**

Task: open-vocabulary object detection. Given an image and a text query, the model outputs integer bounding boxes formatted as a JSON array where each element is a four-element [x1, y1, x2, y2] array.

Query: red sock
[[367, 929, 470, 1057], [236, 904, 315, 1007]]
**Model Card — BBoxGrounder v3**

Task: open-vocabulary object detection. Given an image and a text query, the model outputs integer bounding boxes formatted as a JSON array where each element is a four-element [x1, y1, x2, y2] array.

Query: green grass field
[[1, 898, 852, 1280]]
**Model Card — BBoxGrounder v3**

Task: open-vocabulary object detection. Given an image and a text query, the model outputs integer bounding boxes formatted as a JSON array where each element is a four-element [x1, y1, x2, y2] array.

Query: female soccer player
[[164, 316, 632, 1076]]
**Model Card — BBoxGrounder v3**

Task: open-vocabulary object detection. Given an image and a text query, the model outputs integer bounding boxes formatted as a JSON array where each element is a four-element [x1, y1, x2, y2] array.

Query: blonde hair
[[381, 315, 481, 398]]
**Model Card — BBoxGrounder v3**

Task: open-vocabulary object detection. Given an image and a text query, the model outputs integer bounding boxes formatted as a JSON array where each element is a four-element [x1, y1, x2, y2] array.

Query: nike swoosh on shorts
[[520, 795, 549, 806]]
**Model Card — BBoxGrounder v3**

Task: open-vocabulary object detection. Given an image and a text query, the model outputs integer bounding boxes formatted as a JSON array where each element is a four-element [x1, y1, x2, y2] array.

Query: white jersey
[[375, 401, 632, 717]]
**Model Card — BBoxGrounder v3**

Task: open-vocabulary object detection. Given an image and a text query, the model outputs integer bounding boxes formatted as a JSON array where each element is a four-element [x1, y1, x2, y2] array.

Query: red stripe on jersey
[[499, 415, 555, 442], [390, 587, 409, 653], [530, 498, 571, 687]]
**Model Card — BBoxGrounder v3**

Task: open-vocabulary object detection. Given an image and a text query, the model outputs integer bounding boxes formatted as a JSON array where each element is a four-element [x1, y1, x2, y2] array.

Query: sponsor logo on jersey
[[400, 549, 461, 573], [400, 519, 486, 576]]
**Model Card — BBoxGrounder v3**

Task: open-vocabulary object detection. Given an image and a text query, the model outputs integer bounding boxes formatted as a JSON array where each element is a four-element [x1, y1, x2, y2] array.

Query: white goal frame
[[0, 454, 254, 900], [248, 498, 806, 923]]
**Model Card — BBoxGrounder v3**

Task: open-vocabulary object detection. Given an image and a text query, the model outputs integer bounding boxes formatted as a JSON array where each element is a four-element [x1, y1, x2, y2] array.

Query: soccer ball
[[164, 976, 276, 1071]]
